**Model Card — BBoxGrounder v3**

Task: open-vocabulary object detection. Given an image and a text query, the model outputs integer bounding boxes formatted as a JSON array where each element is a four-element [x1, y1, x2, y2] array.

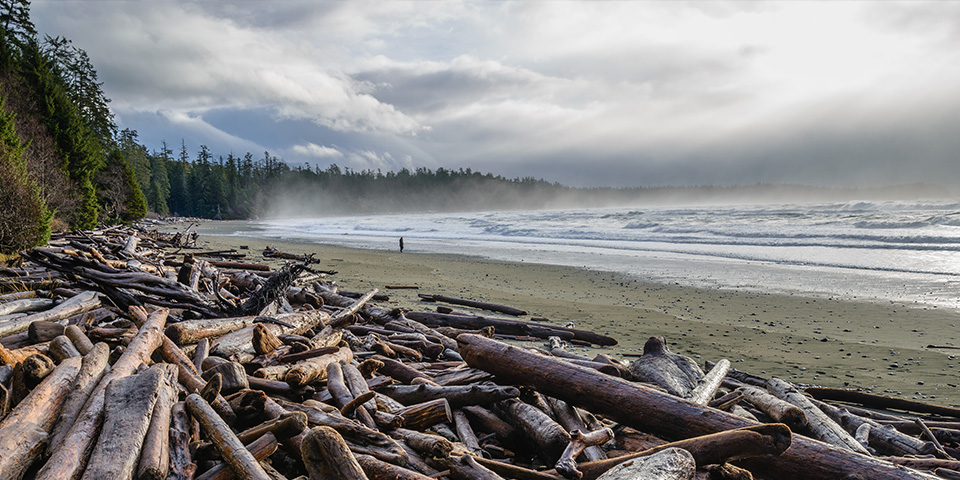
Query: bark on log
[[64, 325, 94, 355], [193, 433, 279, 480], [555, 427, 615, 480], [805, 386, 960, 418], [813, 398, 933, 457], [356, 454, 435, 480], [186, 393, 271, 480], [457, 334, 936, 480], [419, 293, 528, 316], [547, 396, 606, 462], [737, 385, 807, 430], [81, 364, 174, 480], [463, 405, 518, 444], [397, 398, 453, 431], [391, 427, 455, 458], [767, 378, 870, 454], [37, 307, 168, 480], [407, 311, 617, 346], [500, 397, 571, 461], [0, 290, 100, 338], [377, 383, 520, 407], [47, 342, 110, 454], [0, 297, 54, 316], [595, 447, 695, 480], [372, 354, 437, 385], [0, 355, 81, 479], [431, 454, 506, 480], [168, 309, 329, 346], [284, 346, 354, 387], [301, 426, 369, 480], [687, 358, 729, 406], [137, 371, 179, 480], [453, 409, 485, 456], [169, 401, 198, 480], [48, 334, 81, 362]]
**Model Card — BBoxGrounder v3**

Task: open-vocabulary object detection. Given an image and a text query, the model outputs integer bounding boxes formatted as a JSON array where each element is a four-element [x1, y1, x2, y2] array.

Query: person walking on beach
[[399, 237, 404, 253]]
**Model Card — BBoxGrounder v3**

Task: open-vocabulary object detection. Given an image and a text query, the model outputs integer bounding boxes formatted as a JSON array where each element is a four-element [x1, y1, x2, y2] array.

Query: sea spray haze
[[210, 199, 960, 310]]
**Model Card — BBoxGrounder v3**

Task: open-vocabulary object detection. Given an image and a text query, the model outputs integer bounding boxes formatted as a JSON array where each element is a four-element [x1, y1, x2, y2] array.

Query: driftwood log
[[458, 334, 937, 480]]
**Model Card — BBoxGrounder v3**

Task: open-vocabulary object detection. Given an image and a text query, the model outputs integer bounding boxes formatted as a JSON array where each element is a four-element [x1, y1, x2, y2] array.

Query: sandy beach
[[178, 220, 960, 407]]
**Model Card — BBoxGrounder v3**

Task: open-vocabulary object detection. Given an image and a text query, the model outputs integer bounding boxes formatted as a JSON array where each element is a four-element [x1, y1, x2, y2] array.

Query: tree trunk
[[377, 383, 520, 407], [137, 372, 179, 480]]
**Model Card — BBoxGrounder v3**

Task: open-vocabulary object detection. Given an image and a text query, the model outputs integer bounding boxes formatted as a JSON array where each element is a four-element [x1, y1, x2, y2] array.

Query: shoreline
[[178, 220, 960, 406]]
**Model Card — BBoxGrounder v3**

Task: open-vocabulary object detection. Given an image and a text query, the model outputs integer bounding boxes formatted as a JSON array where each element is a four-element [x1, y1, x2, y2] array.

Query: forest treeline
[[0, 1, 952, 255]]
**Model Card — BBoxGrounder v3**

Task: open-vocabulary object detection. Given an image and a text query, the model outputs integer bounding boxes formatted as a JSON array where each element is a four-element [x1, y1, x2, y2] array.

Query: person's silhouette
[[399, 237, 404, 253]]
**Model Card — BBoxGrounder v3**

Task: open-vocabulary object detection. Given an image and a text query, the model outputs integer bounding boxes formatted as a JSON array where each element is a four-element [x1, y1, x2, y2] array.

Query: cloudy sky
[[30, 1, 960, 188]]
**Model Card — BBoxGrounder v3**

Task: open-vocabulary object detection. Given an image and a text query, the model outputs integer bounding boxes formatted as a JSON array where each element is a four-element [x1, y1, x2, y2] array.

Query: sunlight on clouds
[[291, 143, 343, 159]]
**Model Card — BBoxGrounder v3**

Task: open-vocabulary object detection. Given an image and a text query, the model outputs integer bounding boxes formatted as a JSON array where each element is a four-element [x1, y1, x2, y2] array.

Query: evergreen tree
[[0, 94, 51, 252], [94, 149, 145, 223]]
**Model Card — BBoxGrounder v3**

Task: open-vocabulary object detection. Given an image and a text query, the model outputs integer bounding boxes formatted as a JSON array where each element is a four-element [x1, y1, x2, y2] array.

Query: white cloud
[[291, 143, 344, 159]]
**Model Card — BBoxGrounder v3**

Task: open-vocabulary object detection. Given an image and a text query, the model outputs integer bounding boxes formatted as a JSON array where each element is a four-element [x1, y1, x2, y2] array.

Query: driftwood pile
[[1, 224, 959, 479]]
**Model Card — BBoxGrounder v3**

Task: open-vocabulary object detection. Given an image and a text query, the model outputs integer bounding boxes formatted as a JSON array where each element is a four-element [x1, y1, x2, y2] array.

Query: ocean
[[203, 199, 960, 310]]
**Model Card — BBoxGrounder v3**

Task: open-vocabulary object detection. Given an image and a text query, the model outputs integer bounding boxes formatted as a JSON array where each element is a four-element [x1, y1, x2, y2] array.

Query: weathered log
[[342, 361, 378, 412], [138, 371, 179, 480], [573, 424, 790, 480], [377, 383, 520, 407], [301, 426, 369, 480], [237, 411, 309, 444], [473, 457, 564, 480], [805, 386, 960, 418], [419, 293, 528, 316], [0, 355, 81, 479], [688, 358, 729, 405], [186, 393, 271, 480], [21, 352, 55, 384], [458, 334, 935, 480], [431, 453, 506, 480], [463, 404, 518, 443], [168, 309, 329, 345], [391, 427, 455, 458], [64, 325, 94, 355], [500, 397, 571, 461], [737, 385, 806, 430], [329, 288, 379, 327], [202, 361, 249, 394], [555, 427, 615, 479], [47, 342, 110, 454], [252, 323, 282, 355], [767, 378, 869, 454], [211, 311, 333, 359], [813, 398, 932, 457], [0, 297, 54, 316], [0, 290, 100, 338], [627, 336, 703, 397], [356, 454, 435, 480], [26, 320, 63, 342], [372, 354, 438, 385], [168, 401, 198, 480], [546, 396, 606, 462], [283, 346, 354, 387], [595, 447, 695, 480], [407, 311, 616, 346], [194, 433, 279, 480], [37, 307, 168, 480], [273, 397, 408, 464], [397, 398, 453, 431], [81, 364, 175, 480], [453, 409, 485, 456], [48, 334, 81, 362]]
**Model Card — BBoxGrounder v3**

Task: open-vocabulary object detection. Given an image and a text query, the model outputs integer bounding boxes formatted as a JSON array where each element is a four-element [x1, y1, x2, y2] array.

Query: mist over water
[[212, 199, 960, 310]]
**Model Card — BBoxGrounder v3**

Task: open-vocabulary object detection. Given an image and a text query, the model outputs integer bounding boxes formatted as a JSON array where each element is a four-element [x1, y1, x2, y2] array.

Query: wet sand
[[179, 220, 960, 406]]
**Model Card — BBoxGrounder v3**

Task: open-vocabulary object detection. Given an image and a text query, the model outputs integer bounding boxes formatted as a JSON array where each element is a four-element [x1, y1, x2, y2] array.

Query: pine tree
[[0, 94, 51, 253]]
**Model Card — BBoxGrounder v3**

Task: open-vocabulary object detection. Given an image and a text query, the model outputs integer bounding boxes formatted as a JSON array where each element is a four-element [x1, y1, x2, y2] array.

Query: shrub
[[0, 95, 51, 253]]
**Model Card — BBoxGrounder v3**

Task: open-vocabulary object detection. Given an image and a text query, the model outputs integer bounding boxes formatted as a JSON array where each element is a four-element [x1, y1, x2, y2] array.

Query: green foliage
[[0, 94, 51, 253], [94, 149, 145, 223]]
